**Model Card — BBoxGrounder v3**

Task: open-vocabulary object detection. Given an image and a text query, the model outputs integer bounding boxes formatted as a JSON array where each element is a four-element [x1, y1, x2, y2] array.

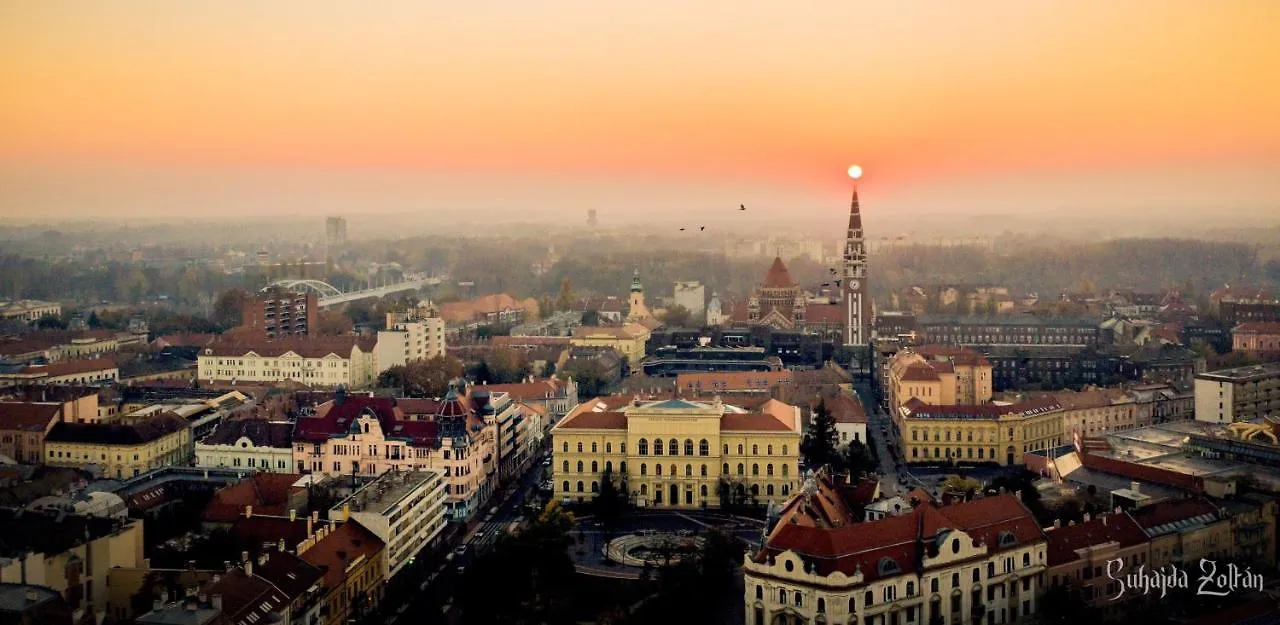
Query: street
[[852, 379, 928, 498]]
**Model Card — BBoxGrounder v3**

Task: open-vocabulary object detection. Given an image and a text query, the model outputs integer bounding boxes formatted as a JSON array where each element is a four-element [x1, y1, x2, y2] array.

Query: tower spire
[[846, 185, 862, 244]]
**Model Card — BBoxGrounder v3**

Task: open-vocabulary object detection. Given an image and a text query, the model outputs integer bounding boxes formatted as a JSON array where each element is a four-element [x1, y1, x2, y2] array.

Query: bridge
[[262, 275, 449, 307]]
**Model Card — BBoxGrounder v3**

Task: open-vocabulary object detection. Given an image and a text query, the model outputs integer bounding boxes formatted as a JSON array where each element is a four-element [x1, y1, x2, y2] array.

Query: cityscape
[[2, 3, 1280, 625]]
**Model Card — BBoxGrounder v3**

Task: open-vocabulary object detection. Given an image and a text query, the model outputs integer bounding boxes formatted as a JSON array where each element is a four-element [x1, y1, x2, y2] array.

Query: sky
[[2, 0, 1279, 226]]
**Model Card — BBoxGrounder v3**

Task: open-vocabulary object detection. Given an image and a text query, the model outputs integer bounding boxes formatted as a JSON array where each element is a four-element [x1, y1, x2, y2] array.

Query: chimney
[[289, 509, 296, 522], [24, 589, 37, 602], [160, 590, 169, 604], [212, 594, 222, 611], [307, 516, 314, 537], [1102, 516, 1108, 526], [1053, 519, 1061, 528], [1083, 512, 1091, 522], [278, 538, 286, 551], [258, 552, 269, 567], [245, 505, 252, 518], [223, 560, 232, 572], [152, 599, 162, 612], [1130, 481, 1140, 494]]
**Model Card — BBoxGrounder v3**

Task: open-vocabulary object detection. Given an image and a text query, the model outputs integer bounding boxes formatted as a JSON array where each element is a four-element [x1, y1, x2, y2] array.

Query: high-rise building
[[242, 288, 319, 338], [325, 216, 347, 249], [587, 208, 598, 228], [842, 183, 871, 347]]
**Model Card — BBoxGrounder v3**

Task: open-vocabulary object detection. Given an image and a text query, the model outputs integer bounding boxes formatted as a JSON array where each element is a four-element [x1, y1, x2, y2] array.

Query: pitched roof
[[0, 507, 128, 558], [803, 303, 844, 324], [1234, 321, 1280, 335], [763, 257, 796, 288], [0, 402, 62, 431], [904, 397, 1062, 421], [203, 473, 304, 524], [914, 345, 991, 367], [1126, 498, 1221, 536], [201, 418, 293, 448], [821, 393, 867, 424], [19, 358, 117, 377], [45, 412, 188, 445], [556, 410, 627, 430], [677, 370, 793, 391], [251, 550, 325, 601], [1045, 513, 1148, 566], [1077, 452, 1203, 493], [720, 411, 795, 432], [300, 522, 384, 590], [481, 379, 566, 401], [204, 566, 289, 625], [292, 395, 440, 447], [571, 324, 648, 340]]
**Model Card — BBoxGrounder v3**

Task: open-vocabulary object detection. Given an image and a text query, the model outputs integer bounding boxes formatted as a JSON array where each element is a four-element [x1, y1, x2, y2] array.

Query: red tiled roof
[[819, 393, 868, 424], [1046, 514, 1148, 566], [1126, 498, 1220, 534], [20, 358, 117, 377], [1078, 452, 1203, 493], [202, 417, 293, 448], [203, 473, 304, 524], [482, 379, 565, 401], [720, 412, 793, 432], [803, 303, 843, 324], [231, 515, 311, 552], [763, 257, 796, 288], [152, 333, 218, 348], [557, 410, 627, 430], [293, 395, 440, 447], [300, 521, 384, 590], [759, 494, 1042, 582], [677, 370, 794, 391], [914, 345, 992, 367], [900, 363, 940, 382], [0, 402, 62, 431], [904, 397, 1062, 421], [205, 566, 289, 624]]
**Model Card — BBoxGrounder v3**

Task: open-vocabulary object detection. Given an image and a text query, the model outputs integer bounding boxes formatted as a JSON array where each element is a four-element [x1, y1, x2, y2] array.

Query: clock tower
[[842, 182, 871, 347]]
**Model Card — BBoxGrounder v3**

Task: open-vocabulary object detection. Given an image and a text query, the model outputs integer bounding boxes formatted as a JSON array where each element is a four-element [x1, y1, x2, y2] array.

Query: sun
[[847, 165, 863, 180]]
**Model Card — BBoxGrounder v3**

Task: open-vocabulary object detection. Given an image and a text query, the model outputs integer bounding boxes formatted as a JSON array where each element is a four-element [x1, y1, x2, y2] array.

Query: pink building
[[292, 388, 496, 521]]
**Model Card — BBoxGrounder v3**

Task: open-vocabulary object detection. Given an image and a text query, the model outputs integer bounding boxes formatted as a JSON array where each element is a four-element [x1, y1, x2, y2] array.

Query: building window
[[737, 463, 745, 476], [656, 464, 663, 476], [577, 481, 584, 492], [738, 444, 744, 455], [700, 439, 709, 456], [606, 442, 612, 453], [669, 439, 678, 455], [685, 439, 694, 456], [752, 463, 759, 476], [578, 442, 584, 453], [577, 461, 584, 472], [591, 461, 598, 473], [563, 461, 569, 472], [591, 442, 597, 453]]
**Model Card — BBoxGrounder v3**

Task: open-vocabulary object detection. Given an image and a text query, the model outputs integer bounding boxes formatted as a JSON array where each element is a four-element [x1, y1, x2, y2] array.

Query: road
[[852, 379, 928, 499], [374, 447, 551, 625]]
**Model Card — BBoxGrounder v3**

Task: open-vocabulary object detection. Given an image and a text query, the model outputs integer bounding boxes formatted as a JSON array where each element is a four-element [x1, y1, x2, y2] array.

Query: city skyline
[[2, 1, 1278, 221]]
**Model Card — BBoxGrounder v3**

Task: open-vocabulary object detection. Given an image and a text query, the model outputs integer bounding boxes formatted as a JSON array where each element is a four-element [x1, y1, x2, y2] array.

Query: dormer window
[[998, 531, 1017, 548], [877, 557, 900, 576]]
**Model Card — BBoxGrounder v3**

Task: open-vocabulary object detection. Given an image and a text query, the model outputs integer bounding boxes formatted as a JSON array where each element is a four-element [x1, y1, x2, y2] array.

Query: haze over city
[[3, 0, 1279, 229]]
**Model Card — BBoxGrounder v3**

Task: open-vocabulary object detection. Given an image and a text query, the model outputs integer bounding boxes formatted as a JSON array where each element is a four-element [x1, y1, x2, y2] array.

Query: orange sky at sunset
[[2, 0, 1278, 222]]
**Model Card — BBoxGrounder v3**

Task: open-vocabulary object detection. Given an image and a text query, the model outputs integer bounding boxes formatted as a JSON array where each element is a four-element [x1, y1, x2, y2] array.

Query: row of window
[[562, 480, 789, 498], [561, 439, 790, 457]]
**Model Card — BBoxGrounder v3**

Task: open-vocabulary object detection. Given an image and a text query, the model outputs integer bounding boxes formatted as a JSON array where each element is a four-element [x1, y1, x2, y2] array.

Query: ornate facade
[[730, 257, 844, 341]]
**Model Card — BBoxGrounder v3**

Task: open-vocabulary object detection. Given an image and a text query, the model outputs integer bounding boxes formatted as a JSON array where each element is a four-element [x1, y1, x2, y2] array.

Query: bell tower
[[842, 174, 871, 347]]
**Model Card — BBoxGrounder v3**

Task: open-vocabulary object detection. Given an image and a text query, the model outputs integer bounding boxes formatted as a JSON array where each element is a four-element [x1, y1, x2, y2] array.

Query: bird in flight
[[740, 204, 746, 211], [679, 228, 686, 231], [821, 282, 831, 287], [700, 226, 706, 231], [834, 280, 842, 287]]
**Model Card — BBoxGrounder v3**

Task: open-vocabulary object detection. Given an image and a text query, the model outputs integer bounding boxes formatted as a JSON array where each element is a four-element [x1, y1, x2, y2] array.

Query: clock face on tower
[[849, 280, 861, 291]]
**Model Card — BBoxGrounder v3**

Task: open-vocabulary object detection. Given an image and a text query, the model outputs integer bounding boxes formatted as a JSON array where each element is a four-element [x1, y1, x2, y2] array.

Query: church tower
[[842, 182, 871, 346], [627, 268, 651, 321]]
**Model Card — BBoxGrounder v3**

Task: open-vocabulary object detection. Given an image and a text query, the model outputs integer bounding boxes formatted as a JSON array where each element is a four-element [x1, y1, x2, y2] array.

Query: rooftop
[[202, 473, 305, 524], [0, 507, 134, 558], [0, 402, 62, 432], [902, 396, 1062, 421], [299, 521, 383, 591], [331, 470, 442, 517], [916, 314, 1098, 327], [1045, 513, 1148, 567], [1197, 362, 1280, 383], [201, 418, 293, 449], [45, 412, 188, 446], [18, 358, 118, 377], [202, 335, 376, 359]]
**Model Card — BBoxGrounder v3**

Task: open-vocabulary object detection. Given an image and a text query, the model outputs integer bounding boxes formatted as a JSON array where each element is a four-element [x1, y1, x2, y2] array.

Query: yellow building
[[1128, 499, 1233, 569], [552, 395, 802, 508], [300, 521, 386, 625], [44, 412, 192, 479], [888, 346, 992, 424], [900, 397, 1063, 466], [570, 323, 651, 370]]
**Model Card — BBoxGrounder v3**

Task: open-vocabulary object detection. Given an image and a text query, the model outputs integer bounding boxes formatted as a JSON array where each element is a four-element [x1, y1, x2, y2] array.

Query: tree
[[941, 475, 981, 499], [801, 400, 839, 471], [629, 530, 746, 625], [1037, 584, 1101, 624], [659, 304, 692, 328], [581, 309, 601, 326], [86, 310, 102, 329], [212, 289, 248, 329], [484, 347, 530, 384], [556, 278, 574, 311], [379, 355, 464, 397], [842, 440, 877, 476], [457, 501, 577, 625], [593, 467, 629, 535], [562, 359, 610, 397], [315, 310, 353, 335], [35, 314, 66, 329]]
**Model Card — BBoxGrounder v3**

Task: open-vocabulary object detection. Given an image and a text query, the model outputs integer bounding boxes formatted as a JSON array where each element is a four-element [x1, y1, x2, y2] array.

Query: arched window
[[723, 463, 730, 474], [591, 481, 599, 493], [782, 464, 789, 477], [606, 442, 612, 453], [591, 442, 597, 453], [931, 578, 939, 593], [685, 464, 692, 477], [562, 460, 569, 472], [752, 464, 760, 476], [577, 461, 584, 472], [654, 439, 663, 455], [669, 464, 676, 476], [848, 597, 856, 613], [751, 484, 759, 496], [767, 464, 774, 476], [591, 461, 598, 473], [640, 484, 648, 495], [987, 562, 995, 577], [779, 589, 787, 604], [864, 590, 873, 606], [620, 461, 627, 473], [782, 445, 788, 455], [877, 558, 900, 576], [952, 573, 959, 587], [1023, 553, 1031, 567], [767, 444, 773, 455], [669, 439, 678, 456], [998, 531, 1017, 548], [684, 439, 694, 456], [656, 464, 663, 476], [561, 480, 569, 492], [793, 591, 802, 607], [605, 461, 613, 472], [700, 484, 708, 497], [738, 444, 744, 455], [756, 586, 763, 600], [578, 442, 583, 453], [737, 463, 745, 475], [700, 464, 708, 477], [562, 442, 568, 453], [699, 439, 709, 456], [577, 481, 584, 492], [953, 540, 960, 555], [973, 569, 981, 583], [752, 444, 759, 455], [816, 598, 825, 613], [640, 464, 647, 475], [639, 439, 648, 455], [767, 484, 774, 496], [906, 581, 915, 597]]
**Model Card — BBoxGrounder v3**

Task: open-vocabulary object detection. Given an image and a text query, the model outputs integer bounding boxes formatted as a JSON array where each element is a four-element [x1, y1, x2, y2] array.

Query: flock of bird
[[677, 203, 845, 289]]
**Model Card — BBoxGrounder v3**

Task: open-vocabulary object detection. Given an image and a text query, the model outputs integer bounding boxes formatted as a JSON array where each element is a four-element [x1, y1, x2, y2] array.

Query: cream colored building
[[195, 418, 295, 472], [0, 508, 144, 618], [552, 395, 802, 508], [570, 323, 651, 370], [900, 397, 1063, 466], [0, 300, 62, 323], [1042, 387, 1151, 440], [197, 336, 378, 389], [375, 318, 447, 372], [888, 346, 993, 423], [744, 475, 1048, 625], [44, 412, 193, 479], [331, 470, 448, 579]]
